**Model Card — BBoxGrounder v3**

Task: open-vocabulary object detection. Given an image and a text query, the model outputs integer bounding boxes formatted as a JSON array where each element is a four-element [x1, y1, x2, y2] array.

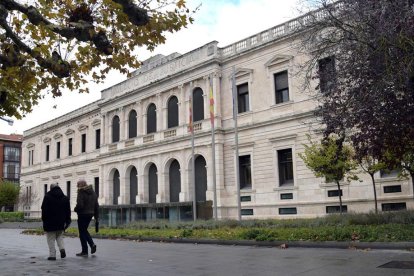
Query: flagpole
[[231, 66, 241, 221], [189, 82, 197, 221], [209, 75, 218, 220]]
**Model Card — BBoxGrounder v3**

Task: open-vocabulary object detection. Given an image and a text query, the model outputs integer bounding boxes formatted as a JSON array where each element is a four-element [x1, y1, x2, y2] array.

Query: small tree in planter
[[300, 135, 357, 214], [356, 155, 386, 214], [0, 180, 20, 211]]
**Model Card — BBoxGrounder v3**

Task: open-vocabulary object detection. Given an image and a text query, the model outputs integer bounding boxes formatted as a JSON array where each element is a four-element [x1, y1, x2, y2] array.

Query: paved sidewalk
[[1, 228, 414, 276]]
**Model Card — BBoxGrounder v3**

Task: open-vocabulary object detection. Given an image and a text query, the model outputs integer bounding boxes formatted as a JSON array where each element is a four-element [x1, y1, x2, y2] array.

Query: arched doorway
[[130, 167, 138, 204], [169, 160, 181, 202], [195, 155, 207, 202], [148, 163, 158, 203], [113, 169, 120, 205]]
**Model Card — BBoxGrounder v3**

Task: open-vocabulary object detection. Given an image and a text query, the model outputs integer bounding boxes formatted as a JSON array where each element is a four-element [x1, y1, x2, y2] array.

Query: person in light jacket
[[74, 179, 99, 256], [41, 183, 71, 261]]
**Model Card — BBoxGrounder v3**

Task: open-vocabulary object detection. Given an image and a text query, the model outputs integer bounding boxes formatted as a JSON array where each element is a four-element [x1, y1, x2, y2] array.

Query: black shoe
[[91, 244, 96, 254], [47, 257, 56, 261], [60, 249, 66, 259], [76, 252, 88, 257]]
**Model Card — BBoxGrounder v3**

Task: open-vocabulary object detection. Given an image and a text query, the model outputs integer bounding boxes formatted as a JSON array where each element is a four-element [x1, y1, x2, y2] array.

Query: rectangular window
[[239, 155, 252, 189], [279, 207, 297, 215], [380, 169, 399, 178], [56, 142, 61, 159], [66, 181, 71, 199], [326, 205, 348, 214], [3, 162, 20, 180], [280, 193, 293, 200], [240, 196, 251, 202], [46, 145, 50, 162], [274, 71, 289, 104], [241, 209, 254, 216], [382, 202, 406, 211], [319, 56, 336, 93], [44, 184, 48, 196], [81, 134, 86, 153], [327, 190, 343, 197], [96, 129, 101, 149], [237, 83, 249, 113], [94, 177, 100, 197], [4, 146, 20, 161], [28, 150, 32, 166], [68, 138, 73, 156], [383, 185, 402, 193], [31, 150, 34, 165], [278, 149, 294, 186]]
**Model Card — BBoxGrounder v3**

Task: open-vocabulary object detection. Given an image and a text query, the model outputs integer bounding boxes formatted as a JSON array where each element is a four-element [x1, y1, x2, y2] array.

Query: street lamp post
[[0, 117, 14, 126]]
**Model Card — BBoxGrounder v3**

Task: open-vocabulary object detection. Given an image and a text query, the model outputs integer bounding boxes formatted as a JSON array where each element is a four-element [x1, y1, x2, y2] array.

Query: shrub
[[0, 211, 24, 221]]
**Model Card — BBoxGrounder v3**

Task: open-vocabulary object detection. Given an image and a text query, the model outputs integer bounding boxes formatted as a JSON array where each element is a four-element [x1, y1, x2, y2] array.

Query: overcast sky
[[1, 0, 302, 135]]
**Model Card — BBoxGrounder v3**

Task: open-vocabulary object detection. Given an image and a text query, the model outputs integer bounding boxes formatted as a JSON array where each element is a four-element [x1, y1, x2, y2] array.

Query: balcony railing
[[164, 129, 177, 138], [143, 134, 154, 143]]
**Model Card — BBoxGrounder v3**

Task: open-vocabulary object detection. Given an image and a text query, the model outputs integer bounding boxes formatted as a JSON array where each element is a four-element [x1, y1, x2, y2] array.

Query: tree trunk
[[370, 173, 378, 214], [336, 180, 343, 215], [410, 172, 414, 200]]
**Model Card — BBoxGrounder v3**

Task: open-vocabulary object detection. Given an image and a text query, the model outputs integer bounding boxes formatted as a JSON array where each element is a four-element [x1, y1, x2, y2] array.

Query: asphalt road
[[0, 228, 413, 276]]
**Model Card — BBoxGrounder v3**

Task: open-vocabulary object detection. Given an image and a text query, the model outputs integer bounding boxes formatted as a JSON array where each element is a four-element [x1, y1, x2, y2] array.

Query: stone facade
[[20, 13, 413, 220]]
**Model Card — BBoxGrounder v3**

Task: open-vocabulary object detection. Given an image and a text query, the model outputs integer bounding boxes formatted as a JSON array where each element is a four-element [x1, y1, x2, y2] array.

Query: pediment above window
[[78, 124, 88, 132], [53, 133, 62, 140], [26, 143, 35, 149], [265, 54, 293, 68], [231, 68, 253, 80], [65, 129, 75, 136], [91, 119, 101, 127], [43, 137, 51, 143]]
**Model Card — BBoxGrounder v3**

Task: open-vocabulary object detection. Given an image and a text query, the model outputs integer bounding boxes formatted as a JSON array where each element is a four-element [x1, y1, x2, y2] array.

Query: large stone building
[[20, 12, 412, 223]]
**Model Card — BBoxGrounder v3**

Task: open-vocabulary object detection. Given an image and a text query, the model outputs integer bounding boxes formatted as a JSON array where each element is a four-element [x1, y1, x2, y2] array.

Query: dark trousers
[[77, 214, 94, 253]]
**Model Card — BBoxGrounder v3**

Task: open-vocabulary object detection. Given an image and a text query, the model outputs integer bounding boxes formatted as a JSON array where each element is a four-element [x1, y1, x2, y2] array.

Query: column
[[120, 107, 126, 141], [136, 173, 146, 203], [178, 84, 185, 126], [119, 175, 128, 204], [203, 76, 210, 121], [213, 72, 222, 128], [156, 93, 162, 132]]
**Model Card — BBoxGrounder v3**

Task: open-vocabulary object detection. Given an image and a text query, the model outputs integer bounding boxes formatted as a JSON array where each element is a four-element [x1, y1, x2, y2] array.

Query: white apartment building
[[20, 12, 413, 223]]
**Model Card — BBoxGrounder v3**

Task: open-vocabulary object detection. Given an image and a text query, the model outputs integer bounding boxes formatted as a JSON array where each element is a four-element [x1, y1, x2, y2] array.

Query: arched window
[[112, 115, 120, 143], [147, 103, 157, 134], [167, 96, 179, 128], [169, 160, 181, 202], [130, 167, 138, 204], [128, 110, 137, 139], [193, 88, 204, 122], [113, 169, 120, 205], [148, 164, 158, 203]]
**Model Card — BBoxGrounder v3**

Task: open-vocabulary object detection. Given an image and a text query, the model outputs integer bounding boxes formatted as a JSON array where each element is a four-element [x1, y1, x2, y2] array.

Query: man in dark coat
[[41, 183, 71, 261], [74, 179, 99, 256]]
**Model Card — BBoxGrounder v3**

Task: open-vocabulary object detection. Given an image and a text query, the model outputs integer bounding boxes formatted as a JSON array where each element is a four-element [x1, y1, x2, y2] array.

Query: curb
[[19, 228, 414, 251], [87, 234, 414, 251]]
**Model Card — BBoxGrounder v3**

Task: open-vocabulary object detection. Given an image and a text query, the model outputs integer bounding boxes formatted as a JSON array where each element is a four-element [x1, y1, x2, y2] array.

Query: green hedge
[[0, 211, 24, 222]]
